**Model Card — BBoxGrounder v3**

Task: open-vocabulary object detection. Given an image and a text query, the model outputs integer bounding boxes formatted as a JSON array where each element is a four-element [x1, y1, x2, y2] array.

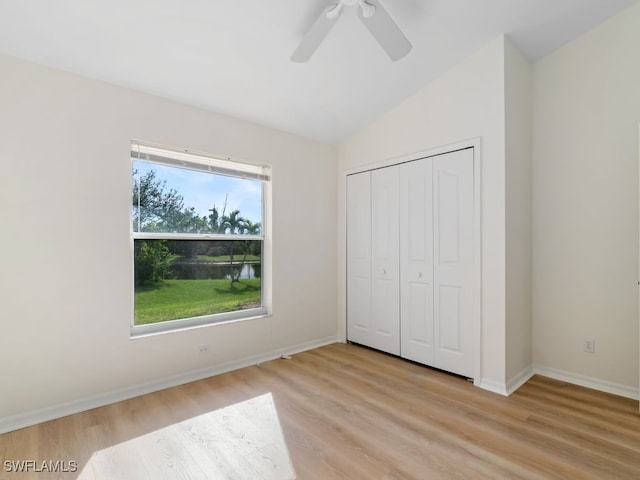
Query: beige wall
[[0, 53, 338, 428], [532, 2, 640, 395], [505, 40, 533, 387], [338, 37, 509, 391], [3, 0, 639, 432]]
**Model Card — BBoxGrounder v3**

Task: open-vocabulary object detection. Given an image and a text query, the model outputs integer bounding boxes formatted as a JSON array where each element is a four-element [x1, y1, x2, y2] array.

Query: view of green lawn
[[134, 278, 261, 324], [132, 162, 264, 326]]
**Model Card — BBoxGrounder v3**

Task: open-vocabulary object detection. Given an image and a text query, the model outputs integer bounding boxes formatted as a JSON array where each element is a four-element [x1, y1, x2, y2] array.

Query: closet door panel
[[371, 166, 400, 355], [438, 285, 463, 351], [348, 147, 476, 378], [346, 172, 372, 346], [400, 159, 434, 364], [433, 149, 474, 378]]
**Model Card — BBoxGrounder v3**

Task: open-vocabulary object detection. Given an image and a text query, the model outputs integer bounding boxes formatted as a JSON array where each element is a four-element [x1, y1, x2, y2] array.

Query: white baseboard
[[476, 363, 637, 401], [533, 365, 639, 401], [476, 367, 535, 396], [0, 336, 338, 435], [470, 367, 533, 397], [476, 378, 508, 396], [506, 365, 535, 396]]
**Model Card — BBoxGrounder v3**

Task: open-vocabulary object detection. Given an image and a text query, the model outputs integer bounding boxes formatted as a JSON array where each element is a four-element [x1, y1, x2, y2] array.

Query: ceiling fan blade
[[291, 4, 342, 63], [358, 0, 412, 61]]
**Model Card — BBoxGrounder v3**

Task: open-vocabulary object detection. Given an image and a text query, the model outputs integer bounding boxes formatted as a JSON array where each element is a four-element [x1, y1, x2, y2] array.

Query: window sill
[[130, 308, 270, 339]]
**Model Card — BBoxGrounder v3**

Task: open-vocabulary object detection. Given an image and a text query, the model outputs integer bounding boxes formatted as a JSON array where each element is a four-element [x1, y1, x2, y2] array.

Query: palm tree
[[220, 209, 245, 234], [220, 210, 247, 282], [238, 219, 261, 279]]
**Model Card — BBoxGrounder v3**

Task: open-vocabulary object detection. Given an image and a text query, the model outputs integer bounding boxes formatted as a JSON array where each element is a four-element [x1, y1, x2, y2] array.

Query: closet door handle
[[418, 272, 422, 279], [382, 269, 387, 275]]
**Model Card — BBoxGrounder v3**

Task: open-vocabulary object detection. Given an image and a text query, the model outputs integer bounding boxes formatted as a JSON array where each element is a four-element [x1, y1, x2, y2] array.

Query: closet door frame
[[343, 138, 482, 386]]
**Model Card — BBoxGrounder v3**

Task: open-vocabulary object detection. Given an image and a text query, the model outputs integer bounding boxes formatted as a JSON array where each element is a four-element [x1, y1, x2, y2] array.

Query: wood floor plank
[[1, 343, 639, 479], [294, 345, 596, 479]]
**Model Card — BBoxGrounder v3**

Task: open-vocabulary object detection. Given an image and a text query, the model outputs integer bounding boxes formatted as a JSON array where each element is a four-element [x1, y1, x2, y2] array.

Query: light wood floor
[[1, 343, 639, 479]]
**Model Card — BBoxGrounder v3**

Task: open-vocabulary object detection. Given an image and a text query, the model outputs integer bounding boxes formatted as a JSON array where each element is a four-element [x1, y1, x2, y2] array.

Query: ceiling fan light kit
[[291, 0, 412, 63], [359, 0, 376, 19]]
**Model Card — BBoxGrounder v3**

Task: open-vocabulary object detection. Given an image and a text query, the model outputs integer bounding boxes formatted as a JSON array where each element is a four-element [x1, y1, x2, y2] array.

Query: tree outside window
[[130, 142, 270, 334]]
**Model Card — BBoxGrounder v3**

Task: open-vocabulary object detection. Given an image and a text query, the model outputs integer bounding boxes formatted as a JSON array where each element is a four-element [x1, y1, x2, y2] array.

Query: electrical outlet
[[198, 344, 211, 354], [583, 339, 595, 354]]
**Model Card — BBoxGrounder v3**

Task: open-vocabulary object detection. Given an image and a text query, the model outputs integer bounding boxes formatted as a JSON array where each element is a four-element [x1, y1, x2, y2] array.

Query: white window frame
[[130, 141, 272, 337]]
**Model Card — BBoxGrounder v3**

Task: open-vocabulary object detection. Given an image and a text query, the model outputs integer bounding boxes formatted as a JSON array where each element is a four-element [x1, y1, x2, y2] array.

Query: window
[[131, 142, 270, 335]]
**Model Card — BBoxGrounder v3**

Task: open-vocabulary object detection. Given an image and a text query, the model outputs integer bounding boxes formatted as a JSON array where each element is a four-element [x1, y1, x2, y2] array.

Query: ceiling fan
[[291, 0, 412, 63]]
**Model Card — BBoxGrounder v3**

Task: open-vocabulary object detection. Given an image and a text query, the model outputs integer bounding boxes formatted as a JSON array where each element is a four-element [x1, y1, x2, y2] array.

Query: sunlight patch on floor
[[77, 393, 296, 479]]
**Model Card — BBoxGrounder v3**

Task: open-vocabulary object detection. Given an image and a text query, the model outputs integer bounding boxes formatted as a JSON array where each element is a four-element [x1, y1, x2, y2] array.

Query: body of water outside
[[171, 261, 260, 280]]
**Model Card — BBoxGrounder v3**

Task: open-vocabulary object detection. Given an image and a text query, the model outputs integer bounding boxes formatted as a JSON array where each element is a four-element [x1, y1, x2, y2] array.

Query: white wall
[[4, 0, 637, 433], [0, 53, 338, 429], [338, 37, 509, 391], [505, 40, 533, 388], [532, 2, 640, 396]]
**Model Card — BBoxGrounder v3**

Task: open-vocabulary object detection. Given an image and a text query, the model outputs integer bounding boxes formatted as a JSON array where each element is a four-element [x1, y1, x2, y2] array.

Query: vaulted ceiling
[[0, 0, 637, 143]]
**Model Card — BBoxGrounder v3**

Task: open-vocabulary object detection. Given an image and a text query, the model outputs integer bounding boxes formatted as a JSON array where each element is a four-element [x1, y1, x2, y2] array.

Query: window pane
[[134, 239, 262, 325], [132, 160, 263, 234]]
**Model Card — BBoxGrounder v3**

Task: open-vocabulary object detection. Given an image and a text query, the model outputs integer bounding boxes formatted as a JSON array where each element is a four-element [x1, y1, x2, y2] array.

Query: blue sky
[[134, 160, 263, 225]]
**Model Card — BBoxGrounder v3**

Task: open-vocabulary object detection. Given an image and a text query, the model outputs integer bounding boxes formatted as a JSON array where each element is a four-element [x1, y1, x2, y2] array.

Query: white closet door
[[433, 149, 474, 378], [400, 158, 434, 364], [370, 166, 400, 355], [346, 172, 372, 347]]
